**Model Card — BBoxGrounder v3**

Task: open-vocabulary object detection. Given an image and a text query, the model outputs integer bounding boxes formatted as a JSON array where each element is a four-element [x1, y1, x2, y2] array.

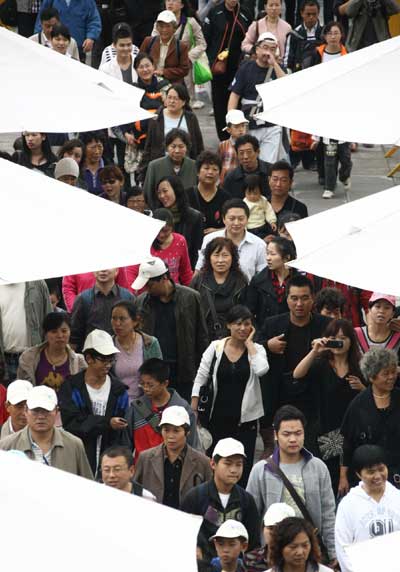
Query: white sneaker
[[208, 109, 214, 116], [192, 100, 205, 109], [322, 190, 334, 199], [342, 178, 351, 190]]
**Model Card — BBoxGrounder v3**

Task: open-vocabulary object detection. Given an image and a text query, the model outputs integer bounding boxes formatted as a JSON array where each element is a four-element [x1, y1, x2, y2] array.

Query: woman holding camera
[[293, 318, 364, 493]]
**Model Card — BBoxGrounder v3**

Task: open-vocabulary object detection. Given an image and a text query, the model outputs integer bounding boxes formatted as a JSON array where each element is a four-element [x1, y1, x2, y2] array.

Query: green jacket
[[143, 156, 197, 210], [346, 0, 400, 52]]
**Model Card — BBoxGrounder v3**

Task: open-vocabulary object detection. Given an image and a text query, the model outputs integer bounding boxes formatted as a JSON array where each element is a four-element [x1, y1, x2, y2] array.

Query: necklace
[[119, 332, 137, 353], [45, 348, 67, 371], [373, 392, 389, 399]]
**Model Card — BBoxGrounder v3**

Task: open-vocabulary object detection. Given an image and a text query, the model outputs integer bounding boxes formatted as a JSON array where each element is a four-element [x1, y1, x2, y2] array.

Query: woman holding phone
[[191, 305, 269, 485], [293, 318, 364, 493]]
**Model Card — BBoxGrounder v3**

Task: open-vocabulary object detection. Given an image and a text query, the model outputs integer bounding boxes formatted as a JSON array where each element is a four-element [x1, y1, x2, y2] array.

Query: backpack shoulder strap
[[146, 35, 158, 55], [132, 398, 160, 431], [386, 332, 400, 350], [131, 480, 144, 496], [354, 327, 370, 353], [176, 38, 181, 62]]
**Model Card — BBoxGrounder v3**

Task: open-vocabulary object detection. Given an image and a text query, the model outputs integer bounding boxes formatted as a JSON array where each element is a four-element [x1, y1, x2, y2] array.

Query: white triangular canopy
[[286, 186, 400, 296], [0, 27, 152, 133], [256, 36, 400, 145], [0, 451, 201, 572], [346, 530, 400, 572], [0, 158, 164, 284]]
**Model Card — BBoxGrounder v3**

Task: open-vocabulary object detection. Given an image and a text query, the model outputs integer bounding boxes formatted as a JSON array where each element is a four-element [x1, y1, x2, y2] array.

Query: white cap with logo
[[156, 9, 177, 24], [159, 405, 190, 427], [210, 519, 249, 541], [6, 379, 33, 405], [132, 257, 168, 290], [223, 109, 249, 130], [263, 503, 296, 526], [27, 386, 58, 411], [257, 31, 278, 44], [212, 437, 247, 458], [83, 329, 120, 356]]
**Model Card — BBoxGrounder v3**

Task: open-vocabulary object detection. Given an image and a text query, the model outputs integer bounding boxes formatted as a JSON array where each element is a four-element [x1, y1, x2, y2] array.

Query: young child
[[243, 174, 277, 239], [218, 110, 249, 183], [210, 520, 248, 572]]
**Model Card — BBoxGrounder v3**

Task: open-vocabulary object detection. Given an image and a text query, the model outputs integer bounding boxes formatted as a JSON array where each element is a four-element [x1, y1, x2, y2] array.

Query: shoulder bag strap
[[248, 66, 273, 118], [226, 5, 240, 51], [204, 287, 222, 333], [132, 399, 160, 431]]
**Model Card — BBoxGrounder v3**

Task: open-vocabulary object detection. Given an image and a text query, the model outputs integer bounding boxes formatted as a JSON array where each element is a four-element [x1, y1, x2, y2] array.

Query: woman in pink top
[[126, 208, 193, 293], [62, 268, 130, 312], [241, 0, 291, 61]]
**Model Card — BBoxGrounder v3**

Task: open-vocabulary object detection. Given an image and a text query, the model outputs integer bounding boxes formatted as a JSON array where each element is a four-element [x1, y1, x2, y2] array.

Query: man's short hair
[[196, 150, 222, 173], [80, 130, 106, 147], [138, 358, 170, 383], [50, 23, 71, 41], [300, 0, 320, 11], [270, 160, 294, 180], [165, 128, 191, 149], [273, 405, 306, 432], [286, 274, 314, 297], [221, 199, 250, 219], [315, 287, 346, 314], [126, 186, 144, 200], [99, 164, 124, 183], [234, 134, 260, 153], [40, 6, 60, 21], [352, 445, 387, 474], [101, 446, 134, 468], [112, 22, 133, 44]]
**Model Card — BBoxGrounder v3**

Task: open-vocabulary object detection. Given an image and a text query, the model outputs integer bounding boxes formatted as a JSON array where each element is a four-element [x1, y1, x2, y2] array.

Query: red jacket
[[62, 269, 130, 312], [0, 384, 8, 426]]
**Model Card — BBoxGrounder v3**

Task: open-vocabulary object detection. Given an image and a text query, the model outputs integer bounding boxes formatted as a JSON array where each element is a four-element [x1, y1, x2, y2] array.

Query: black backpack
[[0, 0, 17, 27]]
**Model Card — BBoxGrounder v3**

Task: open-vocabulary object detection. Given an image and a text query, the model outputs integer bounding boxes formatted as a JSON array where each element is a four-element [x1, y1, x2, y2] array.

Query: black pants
[[17, 12, 37, 37], [323, 142, 352, 192], [208, 417, 258, 487], [91, 7, 114, 69], [211, 72, 236, 141]]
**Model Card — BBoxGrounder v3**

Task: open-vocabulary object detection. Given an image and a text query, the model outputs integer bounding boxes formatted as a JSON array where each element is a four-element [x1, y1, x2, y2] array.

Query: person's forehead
[[279, 419, 304, 431], [224, 208, 247, 217], [362, 463, 386, 472], [288, 286, 312, 296], [102, 455, 127, 466], [270, 169, 290, 178], [238, 143, 256, 152]]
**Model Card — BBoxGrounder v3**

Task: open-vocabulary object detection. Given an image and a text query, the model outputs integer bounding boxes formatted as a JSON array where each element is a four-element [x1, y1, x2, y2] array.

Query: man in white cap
[[0, 386, 93, 479], [58, 330, 128, 477], [181, 437, 260, 559], [228, 32, 286, 164], [140, 10, 189, 82], [210, 520, 249, 572], [135, 257, 208, 402], [244, 503, 295, 571], [134, 405, 211, 508], [70, 268, 134, 352], [218, 110, 249, 183], [54, 157, 80, 186], [0, 379, 33, 439]]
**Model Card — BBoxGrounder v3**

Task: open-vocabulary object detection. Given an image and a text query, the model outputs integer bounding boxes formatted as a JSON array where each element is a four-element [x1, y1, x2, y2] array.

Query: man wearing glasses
[[0, 385, 93, 479], [59, 330, 129, 477]]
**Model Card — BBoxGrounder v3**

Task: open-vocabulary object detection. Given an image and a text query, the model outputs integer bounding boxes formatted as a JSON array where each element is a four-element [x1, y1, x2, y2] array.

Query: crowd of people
[[1, 0, 400, 570]]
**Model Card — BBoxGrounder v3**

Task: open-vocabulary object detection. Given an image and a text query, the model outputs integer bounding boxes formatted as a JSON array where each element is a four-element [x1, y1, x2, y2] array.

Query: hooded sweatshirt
[[335, 481, 400, 572]]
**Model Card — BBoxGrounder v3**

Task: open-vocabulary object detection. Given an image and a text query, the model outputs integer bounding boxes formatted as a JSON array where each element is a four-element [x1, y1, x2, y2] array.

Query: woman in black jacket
[[152, 175, 203, 268], [12, 131, 57, 177], [246, 236, 296, 332], [340, 347, 400, 494], [139, 82, 204, 179], [190, 236, 248, 340]]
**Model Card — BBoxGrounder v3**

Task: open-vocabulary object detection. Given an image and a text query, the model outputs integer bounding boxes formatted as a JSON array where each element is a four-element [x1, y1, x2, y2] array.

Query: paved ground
[[1, 103, 399, 212]]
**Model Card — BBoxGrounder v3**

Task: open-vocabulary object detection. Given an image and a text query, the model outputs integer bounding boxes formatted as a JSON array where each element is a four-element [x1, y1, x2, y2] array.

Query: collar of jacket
[[265, 446, 313, 473], [208, 478, 242, 509], [19, 426, 65, 453], [67, 369, 127, 395], [317, 43, 347, 57]]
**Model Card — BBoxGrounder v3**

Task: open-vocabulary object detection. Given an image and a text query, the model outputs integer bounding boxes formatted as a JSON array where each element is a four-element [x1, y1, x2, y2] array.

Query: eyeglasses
[[94, 355, 115, 364], [102, 465, 129, 475]]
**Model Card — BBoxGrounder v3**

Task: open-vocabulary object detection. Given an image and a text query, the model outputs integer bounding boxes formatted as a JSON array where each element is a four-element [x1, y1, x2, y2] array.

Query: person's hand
[[110, 417, 128, 430], [338, 474, 350, 497], [191, 397, 199, 417], [267, 334, 287, 354], [244, 326, 256, 349], [204, 227, 219, 235], [390, 317, 400, 333], [347, 375, 364, 391], [310, 337, 328, 353], [310, 141, 319, 151], [125, 133, 135, 145], [270, 222, 277, 232], [154, 68, 164, 76], [82, 38, 94, 53], [266, 51, 277, 66]]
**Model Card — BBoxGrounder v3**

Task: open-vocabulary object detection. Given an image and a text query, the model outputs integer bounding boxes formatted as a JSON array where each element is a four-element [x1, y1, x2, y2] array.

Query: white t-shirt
[[86, 376, 111, 471], [164, 114, 188, 138], [0, 284, 28, 353], [280, 460, 306, 517], [218, 493, 230, 509]]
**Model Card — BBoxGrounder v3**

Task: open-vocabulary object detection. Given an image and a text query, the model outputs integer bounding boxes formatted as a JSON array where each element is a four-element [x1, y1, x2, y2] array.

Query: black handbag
[[197, 350, 217, 429]]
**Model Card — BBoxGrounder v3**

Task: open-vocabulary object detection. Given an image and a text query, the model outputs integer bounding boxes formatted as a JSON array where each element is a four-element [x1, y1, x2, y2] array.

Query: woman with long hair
[[293, 318, 365, 493], [12, 132, 57, 177], [190, 236, 247, 340]]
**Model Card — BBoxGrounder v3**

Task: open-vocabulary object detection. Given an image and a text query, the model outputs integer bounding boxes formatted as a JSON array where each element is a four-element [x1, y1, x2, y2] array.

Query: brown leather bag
[[211, 6, 240, 76], [211, 58, 228, 76]]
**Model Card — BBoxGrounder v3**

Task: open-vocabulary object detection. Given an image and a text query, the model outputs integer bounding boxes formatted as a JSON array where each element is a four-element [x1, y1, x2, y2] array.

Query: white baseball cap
[[212, 438, 247, 459], [263, 503, 296, 526], [210, 520, 249, 541], [83, 329, 120, 356], [156, 9, 177, 24], [132, 257, 168, 290], [223, 109, 249, 130], [54, 158, 79, 180], [257, 31, 278, 45], [159, 405, 190, 427], [6, 379, 33, 405], [27, 386, 58, 411]]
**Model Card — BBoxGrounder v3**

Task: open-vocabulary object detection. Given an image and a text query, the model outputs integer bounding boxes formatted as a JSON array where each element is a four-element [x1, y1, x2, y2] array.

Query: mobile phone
[[325, 339, 344, 349]]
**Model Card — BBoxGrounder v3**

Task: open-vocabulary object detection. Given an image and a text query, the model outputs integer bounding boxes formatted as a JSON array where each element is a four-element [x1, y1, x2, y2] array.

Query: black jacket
[[246, 268, 293, 332], [58, 371, 129, 475], [341, 385, 400, 485], [174, 207, 204, 269], [284, 22, 324, 71], [180, 479, 260, 558], [136, 284, 209, 385], [256, 312, 331, 421], [224, 159, 271, 199]]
